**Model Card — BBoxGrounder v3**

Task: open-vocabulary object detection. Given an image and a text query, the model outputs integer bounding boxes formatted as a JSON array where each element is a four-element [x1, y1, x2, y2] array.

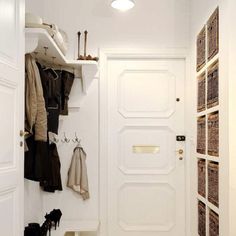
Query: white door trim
[[99, 48, 191, 236]]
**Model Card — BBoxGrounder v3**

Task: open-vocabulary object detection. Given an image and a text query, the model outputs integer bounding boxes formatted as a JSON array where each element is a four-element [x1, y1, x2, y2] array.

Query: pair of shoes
[[24, 223, 41, 236], [45, 209, 62, 230], [40, 219, 52, 236]]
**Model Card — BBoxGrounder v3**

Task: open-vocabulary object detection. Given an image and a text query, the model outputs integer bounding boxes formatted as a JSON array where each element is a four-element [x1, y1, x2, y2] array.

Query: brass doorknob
[[176, 149, 184, 155]]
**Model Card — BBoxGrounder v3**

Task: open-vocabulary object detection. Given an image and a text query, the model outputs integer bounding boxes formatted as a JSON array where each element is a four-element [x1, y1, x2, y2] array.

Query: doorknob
[[176, 149, 184, 155]]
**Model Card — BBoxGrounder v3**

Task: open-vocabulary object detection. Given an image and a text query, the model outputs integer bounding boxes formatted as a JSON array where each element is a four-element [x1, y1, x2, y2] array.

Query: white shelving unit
[[196, 21, 219, 236], [25, 28, 98, 94]]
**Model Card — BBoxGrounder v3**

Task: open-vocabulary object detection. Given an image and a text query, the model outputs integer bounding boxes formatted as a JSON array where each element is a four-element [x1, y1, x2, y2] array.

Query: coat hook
[[52, 56, 56, 64], [72, 132, 81, 143], [44, 46, 49, 56], [62, 132, 70, 143], [53, 134, 59, 143]]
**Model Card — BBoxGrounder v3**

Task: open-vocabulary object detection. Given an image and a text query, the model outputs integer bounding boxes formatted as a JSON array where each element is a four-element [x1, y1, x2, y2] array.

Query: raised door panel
[[118, 70, 176, 118], [0, 79, 17, 169], [0, 189, 18, 236], [118, 126, 176, 174], [0, 0, 19, 67], [118, 183, 175, 232]]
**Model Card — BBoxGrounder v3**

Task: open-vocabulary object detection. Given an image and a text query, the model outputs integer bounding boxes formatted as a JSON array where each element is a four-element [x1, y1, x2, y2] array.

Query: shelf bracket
[[81, 64, 98, 94], [25, 35, 39, 54]]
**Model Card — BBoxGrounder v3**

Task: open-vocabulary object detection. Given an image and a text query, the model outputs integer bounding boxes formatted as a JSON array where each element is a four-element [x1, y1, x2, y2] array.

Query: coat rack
[[50, 132, 81, 144]]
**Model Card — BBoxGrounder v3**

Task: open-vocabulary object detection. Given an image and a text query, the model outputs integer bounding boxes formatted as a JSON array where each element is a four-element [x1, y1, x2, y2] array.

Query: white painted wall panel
[[26, 0, 190, 58]]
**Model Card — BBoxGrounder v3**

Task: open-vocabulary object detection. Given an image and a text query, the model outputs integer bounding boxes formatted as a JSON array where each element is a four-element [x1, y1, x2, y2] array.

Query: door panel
[[118, 69, 176, 118], [0, 0, 19, 66], [0, 80, 17, 167], [118, 126, 176, 174], [118, 182, 175, 231], [0, 0, 24, 235], [107, 58, 185, 236]]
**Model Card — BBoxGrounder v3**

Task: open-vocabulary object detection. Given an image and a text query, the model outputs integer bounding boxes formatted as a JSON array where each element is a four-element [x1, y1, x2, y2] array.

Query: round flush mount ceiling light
[[111, 0, 135, 11]]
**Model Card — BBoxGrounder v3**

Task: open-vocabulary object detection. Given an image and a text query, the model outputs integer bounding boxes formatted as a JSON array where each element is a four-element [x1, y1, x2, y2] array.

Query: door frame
[[99, 48, 191, 236]]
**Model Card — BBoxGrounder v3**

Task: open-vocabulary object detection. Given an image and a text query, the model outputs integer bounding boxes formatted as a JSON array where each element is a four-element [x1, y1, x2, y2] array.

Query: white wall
[[226, 0, 236, 235], [26, 0, 190, 58]]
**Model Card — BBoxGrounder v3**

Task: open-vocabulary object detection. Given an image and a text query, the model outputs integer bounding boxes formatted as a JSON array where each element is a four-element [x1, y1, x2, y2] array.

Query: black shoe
[[45, 209, 62, 230], [24, 223, 41, 236], [40, 219, 52, 236]]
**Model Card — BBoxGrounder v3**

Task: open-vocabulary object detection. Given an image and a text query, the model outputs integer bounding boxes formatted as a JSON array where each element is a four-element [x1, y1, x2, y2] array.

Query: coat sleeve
[[32, 58, 48, 141], [25, 54, 37, 134]]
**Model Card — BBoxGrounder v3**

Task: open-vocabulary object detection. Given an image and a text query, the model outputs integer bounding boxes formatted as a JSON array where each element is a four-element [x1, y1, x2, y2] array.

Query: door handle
[[20, 130, 29, 137]]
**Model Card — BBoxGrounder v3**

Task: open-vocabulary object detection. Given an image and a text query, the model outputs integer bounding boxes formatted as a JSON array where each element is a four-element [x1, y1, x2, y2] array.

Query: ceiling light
[[111, 0, 135, 11]]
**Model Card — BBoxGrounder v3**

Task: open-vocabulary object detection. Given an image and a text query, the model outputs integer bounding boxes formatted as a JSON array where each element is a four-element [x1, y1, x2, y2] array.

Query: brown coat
[[25, 54, 47, 141]]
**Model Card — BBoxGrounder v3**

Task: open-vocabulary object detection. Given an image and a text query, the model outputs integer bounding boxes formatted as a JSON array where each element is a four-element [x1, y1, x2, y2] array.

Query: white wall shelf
[[25, 28, 98, 94], [51, 220, 100, 236]]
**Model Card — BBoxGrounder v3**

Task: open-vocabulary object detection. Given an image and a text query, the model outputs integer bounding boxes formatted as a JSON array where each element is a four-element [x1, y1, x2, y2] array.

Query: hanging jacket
[[37, 63, 61, 134], [25, 54, 47, 141], [67, 145, 89, 200], [60, 70, 74, 116], [40, 143, 63, 192]]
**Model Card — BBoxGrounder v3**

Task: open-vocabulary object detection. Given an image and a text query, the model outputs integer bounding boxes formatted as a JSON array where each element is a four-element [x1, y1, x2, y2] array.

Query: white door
[[0, 0, 24, 235], [105, 57, 186, 236]]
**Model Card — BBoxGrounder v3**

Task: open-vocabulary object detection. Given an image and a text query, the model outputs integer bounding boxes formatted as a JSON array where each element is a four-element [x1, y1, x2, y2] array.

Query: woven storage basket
[[208, 113, 219, 157], [197, 27, 206, 72], [207, 62, 219, 109], [198, 73, 206, 112], [197, 116, 206, 154], [207, 8, 219, 60], [198, 159, 206, 197], [208, 162, 219, 207], [198, 201, 206, 236], [209, 210, 219, 236]]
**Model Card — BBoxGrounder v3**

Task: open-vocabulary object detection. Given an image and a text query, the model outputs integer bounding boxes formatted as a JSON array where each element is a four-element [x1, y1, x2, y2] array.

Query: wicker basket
[[207, 62, 219, 109], [198, 159, 206, 197], [197, 27, 206, 72], [198, 201, 206, 236], [207, 8, 219, 60], [198, 73, 206, 112], [197, 116, 206, 154], [208, 162, 219, 207], [209, 210, 219, 236], [208, 113, 219, 157]]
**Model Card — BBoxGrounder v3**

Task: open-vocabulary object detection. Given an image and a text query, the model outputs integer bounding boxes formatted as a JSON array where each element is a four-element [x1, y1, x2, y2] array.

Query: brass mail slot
[[132, 145, 160, 154]]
